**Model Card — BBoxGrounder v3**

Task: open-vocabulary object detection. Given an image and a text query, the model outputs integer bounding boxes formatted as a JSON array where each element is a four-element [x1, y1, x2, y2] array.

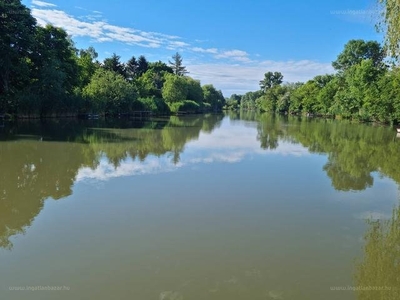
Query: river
[[1, 112, 399, 300]]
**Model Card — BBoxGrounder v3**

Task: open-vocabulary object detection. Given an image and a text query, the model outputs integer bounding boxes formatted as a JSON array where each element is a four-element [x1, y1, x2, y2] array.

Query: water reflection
[[1, 113, 400, 299], [2, 113, 400, 250], [0, 115, 223, 249], [229, 111, 400, 191], [354, 197, 400, 299]]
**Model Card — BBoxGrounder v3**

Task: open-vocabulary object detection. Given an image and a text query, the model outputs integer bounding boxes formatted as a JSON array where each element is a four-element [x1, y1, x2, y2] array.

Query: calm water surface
[[1, 112, 399, 300]]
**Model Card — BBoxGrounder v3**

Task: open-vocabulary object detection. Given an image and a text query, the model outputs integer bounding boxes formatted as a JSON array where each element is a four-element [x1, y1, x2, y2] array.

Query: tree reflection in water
[[354, 195, 400, 300]]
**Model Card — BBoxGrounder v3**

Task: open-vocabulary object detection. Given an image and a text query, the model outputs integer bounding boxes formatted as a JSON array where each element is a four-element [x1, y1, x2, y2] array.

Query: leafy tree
[[148, 60, 173, 75], [30, 25, 79, 115], [259, 71, 283, 92], [136, 69, 164, 98], [83, 69, 137, 114], [185, 77, 203, 103], [378, 68, 400, 122], [162, 73, 188, 103], [377, 0, 400, 59], [202, 84, 225, 111], [103, 53, 126, 78], [0, 0, 36, 111], [241, 90, 262, 110], [332, 40, 385, 71], [256, 85, 288, 113], [317, 76, 340, 115], [168, 52, 188, 76], [77, 46, 99, 88]]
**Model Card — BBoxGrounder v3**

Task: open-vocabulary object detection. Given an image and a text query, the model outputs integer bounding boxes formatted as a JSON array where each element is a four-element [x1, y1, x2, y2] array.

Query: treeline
[[225, 39, 400, 124], [0, 1, 225, 118]]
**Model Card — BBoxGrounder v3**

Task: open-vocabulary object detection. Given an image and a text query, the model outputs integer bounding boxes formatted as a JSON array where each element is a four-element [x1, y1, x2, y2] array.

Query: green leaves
[[259, 71, 283, 92], [332, 40, 385, 71], [83, 69, 137, 114], [377, 0, 400, 59], [162, 74, 189, 103]]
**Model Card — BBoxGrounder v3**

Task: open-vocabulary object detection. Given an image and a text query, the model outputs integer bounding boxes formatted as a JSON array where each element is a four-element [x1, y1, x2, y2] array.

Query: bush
[[168, 100, 200, 113], [136, 97, 170, 114]]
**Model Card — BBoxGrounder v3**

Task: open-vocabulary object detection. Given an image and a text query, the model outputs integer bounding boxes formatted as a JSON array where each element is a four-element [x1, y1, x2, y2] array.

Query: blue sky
[[23, 0, 383, 96]]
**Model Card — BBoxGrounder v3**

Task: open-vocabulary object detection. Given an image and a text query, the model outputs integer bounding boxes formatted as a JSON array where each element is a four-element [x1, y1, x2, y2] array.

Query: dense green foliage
[[229, 38, 400, 124], [0, 1, 224, 117], [377, 0, 400, 59]]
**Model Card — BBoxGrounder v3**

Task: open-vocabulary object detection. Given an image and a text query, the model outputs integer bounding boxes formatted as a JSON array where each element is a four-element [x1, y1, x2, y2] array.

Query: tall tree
[[77, 46, 98, 88], [259, 72, 283, 92], [103, 53, 126, 78], [168, 52, 188, 76], [332, 40, 385, 71], [30, 25, 79, 115], [125, 55, 138, 80], [0, 0, 36, 110], [137, 55, 149, 77]]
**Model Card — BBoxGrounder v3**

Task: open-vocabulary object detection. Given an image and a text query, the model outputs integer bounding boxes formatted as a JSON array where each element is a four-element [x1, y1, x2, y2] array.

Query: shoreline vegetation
[[2, 1, 400, 125], [1, 1, 225, 120]]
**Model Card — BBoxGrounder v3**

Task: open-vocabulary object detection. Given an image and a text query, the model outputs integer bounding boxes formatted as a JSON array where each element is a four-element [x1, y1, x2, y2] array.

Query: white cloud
[[215, 50, 251, 62], [76, 156, 180, 182], [76, 119, 310, 182], [30, 4, 335, 96], [32, 0, 57, 7], [192, 47, 218, 54], [168, 41, 190, 48], [31, 8, 182, 48], [187, 60, 334, 96]]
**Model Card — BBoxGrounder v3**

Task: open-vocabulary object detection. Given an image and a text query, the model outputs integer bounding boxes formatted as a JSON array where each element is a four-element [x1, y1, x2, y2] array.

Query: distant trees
[[202, 84, 225, 111], [232, 36, 400, 124]]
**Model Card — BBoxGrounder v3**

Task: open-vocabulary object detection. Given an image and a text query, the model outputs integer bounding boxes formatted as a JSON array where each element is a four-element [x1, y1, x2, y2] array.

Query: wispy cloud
[[32, 0, 56, 7], [192, 47, 218, 54], [215, 50, 251, 62], [187, 60, 334, 96], [76, 120, 310, 182], [31, 8, 175, 48], [30, 1, 335, 96], [30, 3, 252, 63]]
